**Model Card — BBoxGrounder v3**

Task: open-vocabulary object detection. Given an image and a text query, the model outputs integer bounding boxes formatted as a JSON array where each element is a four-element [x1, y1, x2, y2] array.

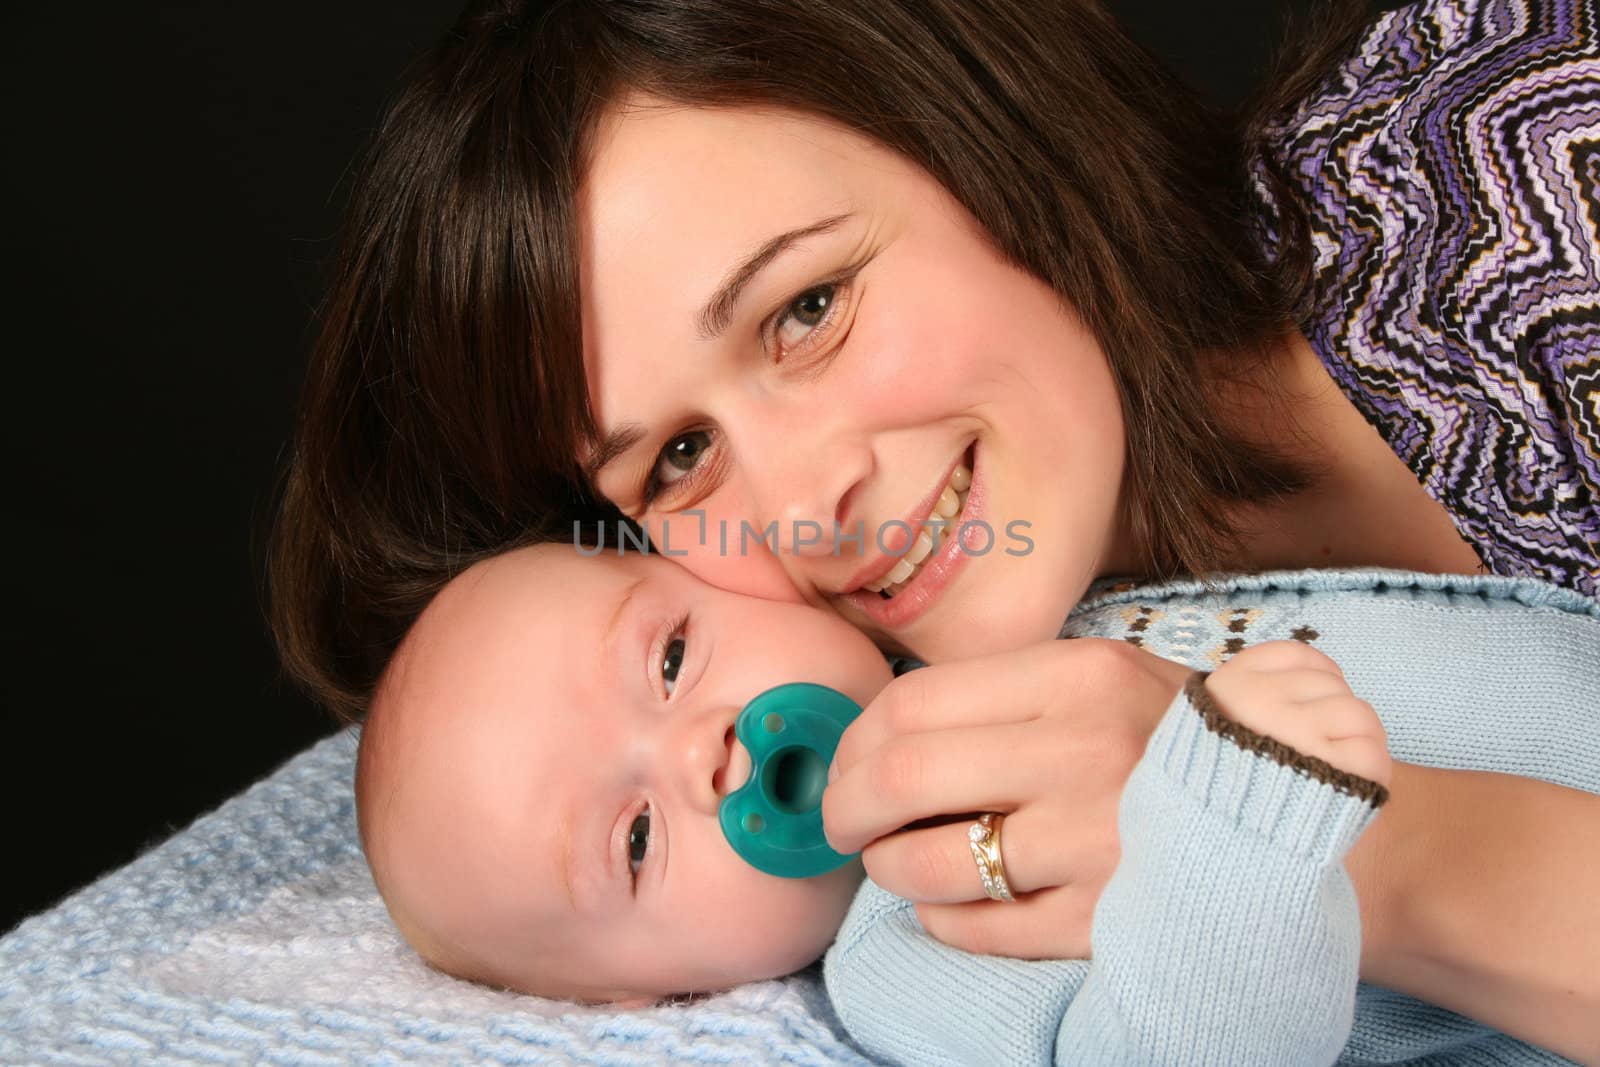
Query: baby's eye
[[627, 808, 651, 879], [661, 634, 685, 696]]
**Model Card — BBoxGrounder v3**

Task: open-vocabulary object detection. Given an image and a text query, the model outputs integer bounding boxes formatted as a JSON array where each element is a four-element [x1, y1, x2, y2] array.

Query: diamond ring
[[967, 812, 1015, 902]]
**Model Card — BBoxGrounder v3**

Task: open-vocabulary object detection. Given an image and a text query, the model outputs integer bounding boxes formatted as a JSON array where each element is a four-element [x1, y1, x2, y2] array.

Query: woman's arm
[[1349, 763, 1600, 1067], [826, 652, 1387, 1067], [826, 636, 1600, 1063]]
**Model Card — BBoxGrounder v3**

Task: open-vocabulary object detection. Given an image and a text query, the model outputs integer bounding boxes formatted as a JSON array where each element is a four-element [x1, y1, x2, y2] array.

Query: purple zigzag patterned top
[[1251, 0, 1600, 599]]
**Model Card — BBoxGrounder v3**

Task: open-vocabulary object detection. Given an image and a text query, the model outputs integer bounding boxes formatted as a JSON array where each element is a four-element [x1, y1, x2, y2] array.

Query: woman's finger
[[831, 638, 1183, 781], [914, 883, 1096, 961], [860, 806, 1082, 903], [822, 722, 1043, 855], [830, 651, 1053, 781]]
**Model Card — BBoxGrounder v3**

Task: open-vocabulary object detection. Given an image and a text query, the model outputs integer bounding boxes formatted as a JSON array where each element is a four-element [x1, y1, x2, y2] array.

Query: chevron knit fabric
[[826, 568, 1600, 1066], [1250, 0, 1600, 597]]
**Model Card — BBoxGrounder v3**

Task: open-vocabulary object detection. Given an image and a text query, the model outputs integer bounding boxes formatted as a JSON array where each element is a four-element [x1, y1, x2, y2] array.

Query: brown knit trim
[[1183, 673, 1389, 807]]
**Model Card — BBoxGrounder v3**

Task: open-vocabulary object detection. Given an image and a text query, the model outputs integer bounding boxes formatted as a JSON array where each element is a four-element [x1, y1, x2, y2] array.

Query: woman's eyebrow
[[695, 211, 855, 341], [586, 424, 644, 481]]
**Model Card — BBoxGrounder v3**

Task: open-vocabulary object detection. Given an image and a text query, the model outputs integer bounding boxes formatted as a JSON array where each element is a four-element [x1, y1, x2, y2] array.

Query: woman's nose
[[739, 411, 873, 560]]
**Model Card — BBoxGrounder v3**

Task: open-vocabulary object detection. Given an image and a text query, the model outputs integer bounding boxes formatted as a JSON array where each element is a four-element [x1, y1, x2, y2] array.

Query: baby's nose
[[713, 725, 753, 799], [672, 707, 743, 816]]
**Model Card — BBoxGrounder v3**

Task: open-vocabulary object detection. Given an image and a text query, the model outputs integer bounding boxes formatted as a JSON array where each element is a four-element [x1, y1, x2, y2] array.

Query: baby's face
[[368, 545, 891, 1001]]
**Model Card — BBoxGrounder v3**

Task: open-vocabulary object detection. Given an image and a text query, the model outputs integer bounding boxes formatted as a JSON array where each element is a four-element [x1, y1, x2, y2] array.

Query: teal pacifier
[[719, 682, 862, 878]]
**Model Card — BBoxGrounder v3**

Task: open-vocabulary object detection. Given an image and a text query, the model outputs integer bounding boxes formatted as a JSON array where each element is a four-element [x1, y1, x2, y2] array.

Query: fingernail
[[827, 759, 839, 784]]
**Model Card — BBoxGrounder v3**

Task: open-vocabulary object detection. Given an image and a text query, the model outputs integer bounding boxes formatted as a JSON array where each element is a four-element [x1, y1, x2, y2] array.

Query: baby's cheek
[[792, 861, 866, 951], [765, 883, 857, 976], [722, 863, 863, 982]]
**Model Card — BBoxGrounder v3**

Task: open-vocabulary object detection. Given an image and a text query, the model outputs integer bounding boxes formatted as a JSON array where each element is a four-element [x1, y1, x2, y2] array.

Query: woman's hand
[[821, 638, 1191, 959], [821, 637, 1600, 1062]]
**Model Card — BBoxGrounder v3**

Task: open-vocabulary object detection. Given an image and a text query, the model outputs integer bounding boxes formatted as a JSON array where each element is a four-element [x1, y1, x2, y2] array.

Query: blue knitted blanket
[[0, 726, 872, 1066], [2, 568, 1594, 1065]]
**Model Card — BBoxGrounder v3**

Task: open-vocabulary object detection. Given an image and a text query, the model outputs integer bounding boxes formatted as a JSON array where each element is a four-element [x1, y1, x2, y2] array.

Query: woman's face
[[579, 94, 1133, 660]]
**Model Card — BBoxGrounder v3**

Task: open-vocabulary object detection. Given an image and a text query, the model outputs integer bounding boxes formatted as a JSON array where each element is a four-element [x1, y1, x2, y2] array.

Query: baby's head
[[357, 543, 892, 1002]]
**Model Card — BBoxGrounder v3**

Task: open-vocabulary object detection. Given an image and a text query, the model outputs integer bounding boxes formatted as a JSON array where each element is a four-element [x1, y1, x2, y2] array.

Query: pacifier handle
[[718, 682, 862, 879]]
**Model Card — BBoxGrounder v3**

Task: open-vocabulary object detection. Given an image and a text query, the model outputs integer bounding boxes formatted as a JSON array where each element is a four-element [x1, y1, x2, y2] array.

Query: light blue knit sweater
[[824, 569, 1600, 1066]]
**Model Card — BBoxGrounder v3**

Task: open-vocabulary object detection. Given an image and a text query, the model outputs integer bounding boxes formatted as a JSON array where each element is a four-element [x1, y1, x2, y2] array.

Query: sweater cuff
[[1138, 674, 1385, 866]]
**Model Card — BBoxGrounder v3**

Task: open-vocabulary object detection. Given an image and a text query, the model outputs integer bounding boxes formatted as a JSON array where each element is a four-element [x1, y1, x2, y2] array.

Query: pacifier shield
[[718, 682, 862, 878]]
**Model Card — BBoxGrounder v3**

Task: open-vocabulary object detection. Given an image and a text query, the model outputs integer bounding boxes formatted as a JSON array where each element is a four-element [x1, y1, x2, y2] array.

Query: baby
[[356, 542, 1393, 1015], [356, 542, 887, 1003]]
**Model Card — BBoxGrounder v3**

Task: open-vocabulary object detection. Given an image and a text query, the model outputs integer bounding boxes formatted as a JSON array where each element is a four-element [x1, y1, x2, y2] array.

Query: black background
[[2, 0, 1314, 933]]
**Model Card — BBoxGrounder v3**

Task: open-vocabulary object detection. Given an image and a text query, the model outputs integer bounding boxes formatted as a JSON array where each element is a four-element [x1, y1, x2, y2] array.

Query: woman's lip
[[840, 446, 972, 594], [840, 441, 983, 630]]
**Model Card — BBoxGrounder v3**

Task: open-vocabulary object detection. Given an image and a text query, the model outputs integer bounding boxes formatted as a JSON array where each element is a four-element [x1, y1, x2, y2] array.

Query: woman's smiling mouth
[[864, 458, 973, 597], [837, 442, 983, 630]]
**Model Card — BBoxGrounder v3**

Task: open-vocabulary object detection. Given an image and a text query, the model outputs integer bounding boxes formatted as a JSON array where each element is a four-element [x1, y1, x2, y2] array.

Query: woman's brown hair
[[270, 0, 1375, 720]]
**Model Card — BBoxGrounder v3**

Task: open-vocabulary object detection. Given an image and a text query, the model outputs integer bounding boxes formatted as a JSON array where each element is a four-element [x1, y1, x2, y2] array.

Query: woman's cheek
[[646, 510, 807, 603]]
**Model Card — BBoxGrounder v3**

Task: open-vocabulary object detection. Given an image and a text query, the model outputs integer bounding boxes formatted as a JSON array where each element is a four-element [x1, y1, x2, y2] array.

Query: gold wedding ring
[[967, 812, 1015, 902]]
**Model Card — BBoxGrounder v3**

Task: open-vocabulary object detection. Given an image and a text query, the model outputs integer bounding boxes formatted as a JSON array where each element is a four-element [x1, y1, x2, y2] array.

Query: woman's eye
[[651, 430, 712, 492], [627, 808, 651, 879], [661, 634, 685, 696], [773, 282, 839, 353]]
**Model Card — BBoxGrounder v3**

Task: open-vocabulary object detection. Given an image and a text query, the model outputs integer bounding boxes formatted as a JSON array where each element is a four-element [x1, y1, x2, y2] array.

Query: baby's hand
[[1203, 641, 1392, 790]]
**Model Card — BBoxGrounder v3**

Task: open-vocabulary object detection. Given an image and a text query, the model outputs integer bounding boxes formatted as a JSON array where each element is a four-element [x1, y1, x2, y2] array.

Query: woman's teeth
[[864, 463, 973, 597]]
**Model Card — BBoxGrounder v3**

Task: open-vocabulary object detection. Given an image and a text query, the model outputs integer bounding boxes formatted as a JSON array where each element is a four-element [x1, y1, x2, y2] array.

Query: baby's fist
[[1203, 641, 1392, 790]]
